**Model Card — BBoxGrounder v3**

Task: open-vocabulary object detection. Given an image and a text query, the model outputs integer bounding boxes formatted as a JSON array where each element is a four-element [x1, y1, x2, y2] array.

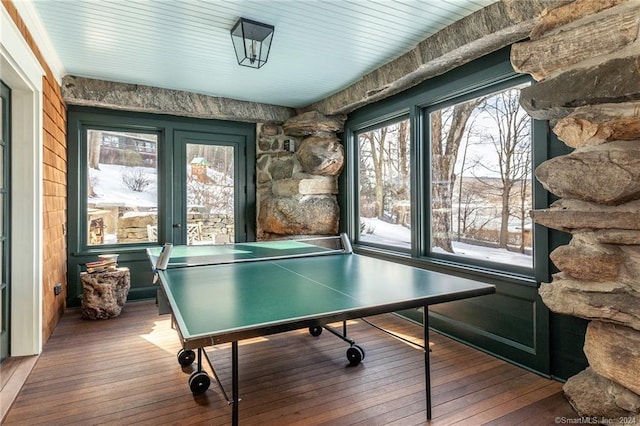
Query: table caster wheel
[[177, 349, 196, 367], [189, 371, 211, 395], [309, 326, 323, 336], [346, 345, 365, 365]]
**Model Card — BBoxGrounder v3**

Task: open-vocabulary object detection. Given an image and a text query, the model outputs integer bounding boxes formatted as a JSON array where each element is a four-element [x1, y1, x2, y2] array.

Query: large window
[[345, 56, 543, 277], [67, 107, 255, 306], [429, 83, 532, 269], [357, 118, 411, 249], [86, 129, 159, 246]]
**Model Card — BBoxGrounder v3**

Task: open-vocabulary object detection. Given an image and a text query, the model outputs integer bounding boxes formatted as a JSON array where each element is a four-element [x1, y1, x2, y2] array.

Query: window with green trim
[[344, 50, 545, 279], [428, 82, 533, 270], [356, 117, 411, 250], [85, 128, 159, 246]]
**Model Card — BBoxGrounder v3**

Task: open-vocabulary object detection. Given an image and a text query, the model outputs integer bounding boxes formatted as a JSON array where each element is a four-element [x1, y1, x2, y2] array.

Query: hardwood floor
[[3, 300, 576, 425], [0, 354, 39, 421]]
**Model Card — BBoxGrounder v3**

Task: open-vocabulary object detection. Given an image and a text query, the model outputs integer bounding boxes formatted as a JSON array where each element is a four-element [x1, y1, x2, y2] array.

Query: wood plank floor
[[4, 300, 576, 425]]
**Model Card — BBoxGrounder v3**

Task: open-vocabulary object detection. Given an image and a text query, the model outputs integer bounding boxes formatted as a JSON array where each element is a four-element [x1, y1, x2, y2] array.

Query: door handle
[[172, 223, 182, 228]]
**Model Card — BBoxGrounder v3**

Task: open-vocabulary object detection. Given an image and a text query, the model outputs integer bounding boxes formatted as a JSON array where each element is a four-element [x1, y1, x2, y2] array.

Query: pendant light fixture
[[230, 18, 274, 69]]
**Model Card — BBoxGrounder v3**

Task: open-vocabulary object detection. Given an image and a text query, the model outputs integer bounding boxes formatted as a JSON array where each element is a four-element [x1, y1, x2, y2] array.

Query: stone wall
[[256, 111, 345, 239], [512, 0, 640, 420], [116, 212, 233, 244]]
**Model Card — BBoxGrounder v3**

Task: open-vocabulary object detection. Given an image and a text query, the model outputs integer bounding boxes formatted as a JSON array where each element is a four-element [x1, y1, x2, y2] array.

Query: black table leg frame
[[424, 305, 432, 420]]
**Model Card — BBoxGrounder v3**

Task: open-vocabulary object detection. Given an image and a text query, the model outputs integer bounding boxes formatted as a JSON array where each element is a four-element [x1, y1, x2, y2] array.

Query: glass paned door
[[185, 143, 235, 244], [1, 81, 11, 362], [174, 131, 244, 246]]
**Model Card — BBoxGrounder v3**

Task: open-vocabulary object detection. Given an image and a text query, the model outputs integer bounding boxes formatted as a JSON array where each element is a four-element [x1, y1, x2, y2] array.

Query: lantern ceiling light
[[230, 18, 275, 69]]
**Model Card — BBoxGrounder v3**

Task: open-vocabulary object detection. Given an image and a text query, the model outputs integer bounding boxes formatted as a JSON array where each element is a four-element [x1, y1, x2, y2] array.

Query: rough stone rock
[[563, 368, 640, 419], [80, 268, 131, 319], [296, 136, 344, 176], [519, 55, 640, 121], [553, 103, 640, 148], [258, 137, 272, 152], [529, 0, 629, 40], [260, 123, 281, 137], [283, 111, 346, 137], [584, 321, 640, 395], [531, 199, 640, 233], [592, 229, 640, 245], [118, 212, 156, 228], [539, 276, 640, 330], [535, 141, 640, 205], [258, 196, 339, 235], [62, 76, 295, 123], [268, 154, 295, 181], [511, 5, 639, 81], [272, 177, 338, 197], [550, 235, 624, 281]]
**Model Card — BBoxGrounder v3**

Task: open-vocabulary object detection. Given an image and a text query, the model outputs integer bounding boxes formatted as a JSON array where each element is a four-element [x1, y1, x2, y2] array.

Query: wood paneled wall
[[3, 0, 68, 343]]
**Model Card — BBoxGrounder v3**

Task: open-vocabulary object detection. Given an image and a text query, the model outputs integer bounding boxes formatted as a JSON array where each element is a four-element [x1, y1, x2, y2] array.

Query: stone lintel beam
[[62, 75, 296, 124], [301, 0, 556, 116]]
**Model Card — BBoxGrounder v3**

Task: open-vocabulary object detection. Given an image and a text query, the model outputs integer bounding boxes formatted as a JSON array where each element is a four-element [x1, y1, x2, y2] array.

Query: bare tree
[[431, 98, 483, 252], [476, 88, 531, 249], [395, 120, 410, 201], [88, 130, 102, 170], [87, 130, 102, 197], [359, 127, 387, 219], [514, 148, 532, 253]]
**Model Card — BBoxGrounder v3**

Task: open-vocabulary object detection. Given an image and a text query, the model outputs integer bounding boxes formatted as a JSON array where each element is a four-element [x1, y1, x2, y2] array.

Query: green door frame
[[66, 107, 256, 307], [172, 131, 247, 245], [1, 81, 11, 362]]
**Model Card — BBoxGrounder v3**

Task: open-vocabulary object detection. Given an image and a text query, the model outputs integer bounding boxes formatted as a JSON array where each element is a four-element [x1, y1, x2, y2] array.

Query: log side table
[[80, 267, 131, 319]]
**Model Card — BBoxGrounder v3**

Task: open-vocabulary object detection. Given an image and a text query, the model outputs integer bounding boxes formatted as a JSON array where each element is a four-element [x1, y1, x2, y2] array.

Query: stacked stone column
[[511, 0, 640, 419], [256, 111, 345, 239]]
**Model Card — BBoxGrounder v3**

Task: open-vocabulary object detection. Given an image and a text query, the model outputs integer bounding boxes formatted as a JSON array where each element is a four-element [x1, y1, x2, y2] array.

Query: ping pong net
[[152, 233, 353, 272]]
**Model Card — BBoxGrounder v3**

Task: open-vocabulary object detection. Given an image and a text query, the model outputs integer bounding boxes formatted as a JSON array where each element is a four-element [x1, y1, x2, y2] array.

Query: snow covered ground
[[89, 164, 158, 208], [360, 217, 532, 268], [88, 165, 530, 269]]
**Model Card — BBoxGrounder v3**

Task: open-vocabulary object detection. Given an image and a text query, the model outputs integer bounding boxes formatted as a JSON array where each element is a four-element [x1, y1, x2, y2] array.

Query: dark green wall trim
[[67, 106, 256, 307], [1, 81, 12, 361]]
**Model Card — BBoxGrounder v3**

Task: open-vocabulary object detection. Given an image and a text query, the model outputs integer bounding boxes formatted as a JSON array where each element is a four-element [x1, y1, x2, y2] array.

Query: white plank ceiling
[[30, 0, 496, 108]]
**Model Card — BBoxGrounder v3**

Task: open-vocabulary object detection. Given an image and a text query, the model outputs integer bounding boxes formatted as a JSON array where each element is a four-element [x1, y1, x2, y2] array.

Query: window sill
[[353, 244, 538, 288]]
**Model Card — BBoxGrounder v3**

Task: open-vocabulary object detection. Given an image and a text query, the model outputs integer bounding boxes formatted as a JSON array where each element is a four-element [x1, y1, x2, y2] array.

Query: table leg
[[232, 341, 239, 426], [424, 305, 432, 420]]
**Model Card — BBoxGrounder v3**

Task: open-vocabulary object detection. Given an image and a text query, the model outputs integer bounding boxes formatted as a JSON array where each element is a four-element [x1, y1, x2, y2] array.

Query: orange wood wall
[[3, 0, 68, 343]]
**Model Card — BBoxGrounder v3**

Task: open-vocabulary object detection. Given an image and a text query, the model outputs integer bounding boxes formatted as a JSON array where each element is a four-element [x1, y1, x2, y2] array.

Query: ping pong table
[[147, 234, 495, 425]]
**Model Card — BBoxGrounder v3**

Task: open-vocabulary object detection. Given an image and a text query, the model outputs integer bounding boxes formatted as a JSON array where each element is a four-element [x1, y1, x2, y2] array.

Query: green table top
[[149, 243, 495, 349]]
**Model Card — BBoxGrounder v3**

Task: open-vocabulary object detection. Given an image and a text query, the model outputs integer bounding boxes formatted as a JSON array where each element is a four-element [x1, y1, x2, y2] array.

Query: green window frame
[[343, 48, 549, 283], [354, 114, 412, 253], [342, 48, 554, 374], [66, 107, 256, 306]]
